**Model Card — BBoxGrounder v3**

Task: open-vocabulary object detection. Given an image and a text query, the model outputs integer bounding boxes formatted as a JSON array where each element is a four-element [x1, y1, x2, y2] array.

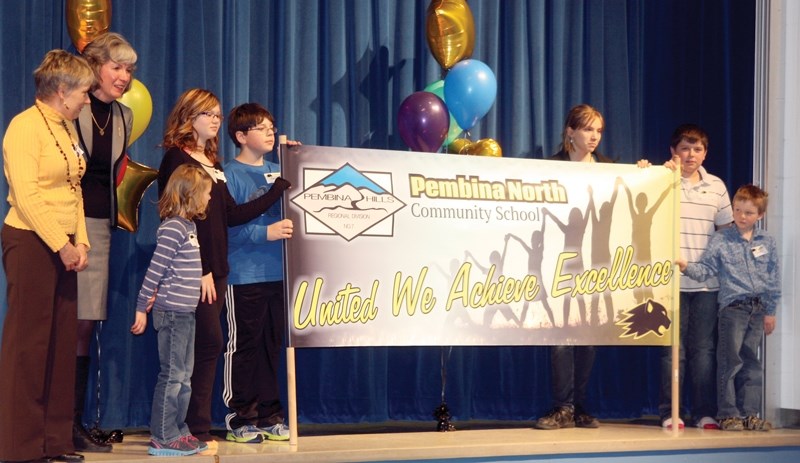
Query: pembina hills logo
[[615, 299, 671, 339], [291, 163, 406, 241]]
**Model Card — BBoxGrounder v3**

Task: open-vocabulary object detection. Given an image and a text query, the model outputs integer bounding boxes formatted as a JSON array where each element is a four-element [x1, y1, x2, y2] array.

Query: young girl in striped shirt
[[131, 164, 212, 456]]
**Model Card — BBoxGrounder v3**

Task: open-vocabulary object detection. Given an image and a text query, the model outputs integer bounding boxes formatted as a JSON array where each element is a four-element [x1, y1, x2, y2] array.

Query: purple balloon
[[397, 91, 450, 152]]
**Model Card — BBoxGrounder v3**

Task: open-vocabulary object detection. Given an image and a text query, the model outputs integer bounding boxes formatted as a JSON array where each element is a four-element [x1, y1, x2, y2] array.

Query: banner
[[282, 145, 679, 347]]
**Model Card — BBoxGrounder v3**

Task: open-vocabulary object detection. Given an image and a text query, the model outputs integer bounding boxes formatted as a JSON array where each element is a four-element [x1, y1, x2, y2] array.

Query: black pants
[[551, 345, 596, 410], [223, 281, 285, 430], [186, 276, 227, 441]]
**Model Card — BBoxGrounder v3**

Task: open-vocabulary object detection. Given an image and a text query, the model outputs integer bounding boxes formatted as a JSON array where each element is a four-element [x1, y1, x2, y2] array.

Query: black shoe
[[89, 427, 124, 444], [574, 406, 599, 428], [72, 423, 112, 453], [47, 453, 84, 462], [533, 406, 575, 430]]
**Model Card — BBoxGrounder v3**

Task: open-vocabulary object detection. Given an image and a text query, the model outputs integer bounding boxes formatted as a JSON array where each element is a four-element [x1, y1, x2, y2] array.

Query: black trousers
[[550, 345, 596, 410], [223, 281, 285, 430], [186, 275, 227, 441], [0, 226, 77, 460]]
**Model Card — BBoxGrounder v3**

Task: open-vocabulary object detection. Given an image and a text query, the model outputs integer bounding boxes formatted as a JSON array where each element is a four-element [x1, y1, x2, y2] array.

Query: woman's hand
[[267, 219, 293, 241], [75, 244, 89, 272], [58, 242, 81, 271], [200, 272, 216, 303]]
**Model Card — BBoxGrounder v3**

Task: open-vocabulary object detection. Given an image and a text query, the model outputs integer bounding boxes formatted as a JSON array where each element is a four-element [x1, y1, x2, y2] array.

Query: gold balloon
[[447, 138, 471, 154], [451, 138, 503, 157], [426, 0, 475, 70], [66, 0, 112, 53], [117, 79, 153, 146], [116, 157, 158, 232]]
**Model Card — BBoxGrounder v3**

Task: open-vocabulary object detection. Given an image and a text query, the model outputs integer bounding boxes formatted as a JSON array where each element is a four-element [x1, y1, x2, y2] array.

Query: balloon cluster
[[398, 0, 500, 156], [66, 0, 157, 232]]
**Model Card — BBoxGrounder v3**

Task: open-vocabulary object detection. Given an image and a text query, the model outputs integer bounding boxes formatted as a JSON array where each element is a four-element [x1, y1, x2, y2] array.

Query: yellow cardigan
[[3, 101, 89, 252]]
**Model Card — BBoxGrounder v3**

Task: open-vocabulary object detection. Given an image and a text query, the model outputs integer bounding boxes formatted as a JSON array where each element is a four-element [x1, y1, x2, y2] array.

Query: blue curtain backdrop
[[0, 0, 754, 427]]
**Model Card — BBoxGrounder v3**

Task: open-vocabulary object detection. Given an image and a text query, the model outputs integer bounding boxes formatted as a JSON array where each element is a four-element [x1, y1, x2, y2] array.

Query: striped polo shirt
[[679, 166, 733, 292]]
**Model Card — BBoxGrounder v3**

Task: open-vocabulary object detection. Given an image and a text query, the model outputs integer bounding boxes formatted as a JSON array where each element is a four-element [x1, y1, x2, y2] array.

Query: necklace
[[90, 109, 111, 136], [35, 103, 85, 192]]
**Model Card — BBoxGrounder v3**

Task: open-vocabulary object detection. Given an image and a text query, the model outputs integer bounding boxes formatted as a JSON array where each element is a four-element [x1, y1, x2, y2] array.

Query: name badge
[[264, 171, 281, 185], [751, 245, 767, 258]]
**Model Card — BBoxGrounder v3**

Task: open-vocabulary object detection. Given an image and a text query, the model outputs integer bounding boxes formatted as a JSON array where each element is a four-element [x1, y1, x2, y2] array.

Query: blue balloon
[[443, 59, 497, 130]]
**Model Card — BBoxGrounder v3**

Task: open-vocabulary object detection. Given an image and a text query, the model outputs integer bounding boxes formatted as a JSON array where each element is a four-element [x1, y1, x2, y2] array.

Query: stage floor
[[83, 420, 800, 463]]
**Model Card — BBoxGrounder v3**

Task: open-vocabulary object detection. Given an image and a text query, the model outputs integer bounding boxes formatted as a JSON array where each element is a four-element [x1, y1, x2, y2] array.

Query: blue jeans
[[716, 298, 764, 418], [659, 291, 718, 420], [151, 310, 196, 444]]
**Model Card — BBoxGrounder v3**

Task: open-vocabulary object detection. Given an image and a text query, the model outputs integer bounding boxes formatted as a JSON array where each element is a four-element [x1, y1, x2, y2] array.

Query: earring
[[569, 137, 574, 144], [62, 99, 70, 111]]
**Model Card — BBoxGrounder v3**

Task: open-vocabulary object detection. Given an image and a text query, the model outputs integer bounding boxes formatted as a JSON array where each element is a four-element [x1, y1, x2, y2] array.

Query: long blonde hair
[[158, 164, 212, 220], [162, 88, 221, 164]]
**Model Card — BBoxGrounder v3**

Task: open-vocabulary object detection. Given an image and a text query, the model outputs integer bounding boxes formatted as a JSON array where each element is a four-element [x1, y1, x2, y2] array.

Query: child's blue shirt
[[224, 158, 284, 285], [683, 226, 781, 315]]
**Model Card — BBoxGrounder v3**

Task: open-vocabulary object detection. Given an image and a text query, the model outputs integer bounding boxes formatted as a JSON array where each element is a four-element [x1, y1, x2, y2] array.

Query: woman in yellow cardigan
[[0, 49, 94, 463]]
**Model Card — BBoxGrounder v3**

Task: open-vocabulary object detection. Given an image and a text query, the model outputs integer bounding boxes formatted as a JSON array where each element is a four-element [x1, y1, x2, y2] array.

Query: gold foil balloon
[[447, 138, 471, 154], [66, 0, 112, 53], [450, 138, 503, 157], [117, 79, 153, 146], [426, 0, 475, 70], [116, 157, 158, 232]]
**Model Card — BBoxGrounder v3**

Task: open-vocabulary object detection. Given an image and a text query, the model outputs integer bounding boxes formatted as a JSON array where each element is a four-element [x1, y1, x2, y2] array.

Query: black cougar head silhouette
[[616, 299, 671, 339]]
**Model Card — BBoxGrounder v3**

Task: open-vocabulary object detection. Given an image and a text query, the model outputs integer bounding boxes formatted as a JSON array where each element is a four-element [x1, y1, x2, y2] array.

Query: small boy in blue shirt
[[677, 184, 781, 431], [222, 103, 295, 443]]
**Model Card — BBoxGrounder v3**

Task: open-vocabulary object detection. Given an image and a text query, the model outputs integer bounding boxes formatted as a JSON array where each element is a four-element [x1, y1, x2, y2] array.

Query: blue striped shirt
[[136, 216, 202, 313]]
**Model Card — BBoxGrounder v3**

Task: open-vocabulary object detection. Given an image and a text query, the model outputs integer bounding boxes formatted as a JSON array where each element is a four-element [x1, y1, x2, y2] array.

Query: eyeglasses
[[197, 111, 223, 121], [245, 125, 278, 135]]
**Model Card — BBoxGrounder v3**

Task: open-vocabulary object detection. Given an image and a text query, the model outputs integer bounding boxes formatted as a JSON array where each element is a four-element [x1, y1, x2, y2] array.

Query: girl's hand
[[131, 311, 147, 335], [200, 272, 216, 303]]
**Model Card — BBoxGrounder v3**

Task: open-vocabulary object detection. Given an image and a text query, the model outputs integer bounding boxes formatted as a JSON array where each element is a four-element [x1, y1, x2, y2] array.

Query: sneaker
[[718, 417, 744, 431], [574, 406, 599, 428], [259, 423, 290, 441], [695, 416, 720, 430], [533, 406, 575, 430], [743, 415, 772, 431], [227, 425, 265, 443], [184, 435, 208, 453], [148, 437, 199, 456], [661, 417, 685, 429]]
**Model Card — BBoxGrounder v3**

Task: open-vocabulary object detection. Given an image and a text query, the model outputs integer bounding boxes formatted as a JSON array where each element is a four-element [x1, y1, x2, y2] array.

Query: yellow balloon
[[451, 138, 503, 157], [447, 138, 471, 154], [116, 157, 158, 232], [426, 0, 475, 70], [117, 79, 153, 146], [66, 0, 111, 53]]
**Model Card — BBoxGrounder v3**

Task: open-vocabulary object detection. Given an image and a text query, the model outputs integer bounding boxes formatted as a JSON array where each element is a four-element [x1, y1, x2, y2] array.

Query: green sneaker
[[226, 425, 265, 443], [259, 423, 290, 441]]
